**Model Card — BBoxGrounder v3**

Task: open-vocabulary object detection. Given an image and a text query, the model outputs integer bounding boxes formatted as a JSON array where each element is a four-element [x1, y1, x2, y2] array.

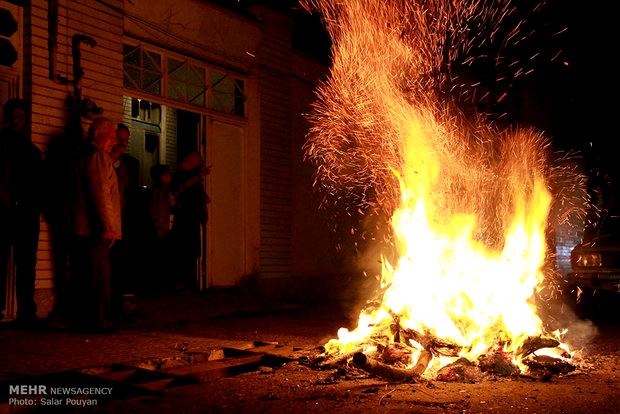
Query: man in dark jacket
[[171, 152, 209, 291], [0, 99, 43, 324]]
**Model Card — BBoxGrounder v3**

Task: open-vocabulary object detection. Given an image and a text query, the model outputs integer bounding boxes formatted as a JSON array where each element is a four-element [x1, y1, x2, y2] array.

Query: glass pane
[[168, 58, 187, 81], [210, 70, 226, 88], [211, 92, 233, 113], [123, 66, 140, 89], [143, 50, 161, 72], [189, 65, 205, 85], [168, 79, 185, 101], [131, 98, 139, 118], [215, 75, 234, 95], [143, 71, 161, 95], [123, 72, 133, 89], [210, 71, 234, 113], [233, 79, 245, 116], [123, 44, 140, 66], [188, 85, 205, 106], [168, 58, 184, 73]]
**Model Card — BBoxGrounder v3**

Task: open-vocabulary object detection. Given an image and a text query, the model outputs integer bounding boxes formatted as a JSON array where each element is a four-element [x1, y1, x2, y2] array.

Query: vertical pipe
[[48, 0, 58, 81]]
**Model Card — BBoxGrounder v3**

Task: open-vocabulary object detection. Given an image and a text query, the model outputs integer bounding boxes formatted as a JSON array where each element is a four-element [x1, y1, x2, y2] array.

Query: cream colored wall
[[123, 0, 261, 72], [243, 76, 261, 278], [22, 0, 329, 294]]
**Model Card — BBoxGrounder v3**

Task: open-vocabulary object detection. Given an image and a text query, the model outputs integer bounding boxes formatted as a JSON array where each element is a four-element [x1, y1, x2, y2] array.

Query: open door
[[197, 114, 208, 290]]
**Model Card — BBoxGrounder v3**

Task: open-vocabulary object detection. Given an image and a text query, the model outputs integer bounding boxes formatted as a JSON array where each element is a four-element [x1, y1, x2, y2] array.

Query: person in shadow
[[0, 99, 44, 326], [109, 124, 141, 313], [146, 164, 175, 291], [170, 152, 209, 291]]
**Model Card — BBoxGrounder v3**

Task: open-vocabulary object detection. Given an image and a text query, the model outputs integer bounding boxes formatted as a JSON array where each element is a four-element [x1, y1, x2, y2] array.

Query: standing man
[[72, 117, 121, 330], [171, 152, 209, 291], [0, 99, 43, 325], [110, 124, 141, 297]]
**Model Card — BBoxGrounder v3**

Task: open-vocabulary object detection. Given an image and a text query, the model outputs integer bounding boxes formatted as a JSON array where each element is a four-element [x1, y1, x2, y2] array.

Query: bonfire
[[304, 0, 582, 381]]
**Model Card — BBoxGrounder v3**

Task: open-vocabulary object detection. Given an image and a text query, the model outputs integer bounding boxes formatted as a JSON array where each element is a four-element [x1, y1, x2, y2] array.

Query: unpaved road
[[2, 294, 619, 413]]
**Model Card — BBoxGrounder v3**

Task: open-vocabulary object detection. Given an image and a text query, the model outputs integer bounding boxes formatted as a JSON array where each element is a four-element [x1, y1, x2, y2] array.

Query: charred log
[[524, 355, 575, 376], [317, 350, 360, 369], [518, 336, 561, 357], [381, 343, 415, 366], [478, 351, 519, 376], [352, 350, 431, 382], [401, 328, 461, 356], [383, 306, 461, 355], [436, 357, 483, 382]]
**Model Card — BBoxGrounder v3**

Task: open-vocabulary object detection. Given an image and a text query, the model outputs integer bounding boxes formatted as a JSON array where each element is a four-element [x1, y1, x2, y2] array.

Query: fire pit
[[303, 0, 585, 383], [311, 307, 577, 382]]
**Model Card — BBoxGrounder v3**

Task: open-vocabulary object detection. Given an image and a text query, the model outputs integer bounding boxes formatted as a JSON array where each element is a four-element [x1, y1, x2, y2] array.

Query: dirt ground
[[2, 291, 620, 413]]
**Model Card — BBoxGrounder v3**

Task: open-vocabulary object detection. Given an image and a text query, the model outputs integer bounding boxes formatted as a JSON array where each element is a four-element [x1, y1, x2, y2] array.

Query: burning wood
[[436, 358, 483, 382], [317, 306, 575, 382], [518, 336, 561, 357], [401, 328, 461, 356], [387, 306, 461, 356], [478, 350, 519, 377], [316, 350, 361, 369], [524, 355, 576, 376], [352, 350, 431, 382], [380, 343, 414, 365]]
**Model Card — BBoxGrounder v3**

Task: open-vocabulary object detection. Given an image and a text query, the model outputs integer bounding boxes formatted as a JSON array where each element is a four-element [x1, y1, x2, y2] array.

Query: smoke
[[564, 316, 599, 351]]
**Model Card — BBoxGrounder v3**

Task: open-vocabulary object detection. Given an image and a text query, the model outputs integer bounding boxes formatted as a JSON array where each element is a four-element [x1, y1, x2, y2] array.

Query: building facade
[[1, 0, 339, 318]]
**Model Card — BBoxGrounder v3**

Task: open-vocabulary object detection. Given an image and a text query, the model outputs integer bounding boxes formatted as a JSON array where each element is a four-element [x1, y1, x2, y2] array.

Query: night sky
[[291, 0, 615, 155], [220, 0, 618, 181]]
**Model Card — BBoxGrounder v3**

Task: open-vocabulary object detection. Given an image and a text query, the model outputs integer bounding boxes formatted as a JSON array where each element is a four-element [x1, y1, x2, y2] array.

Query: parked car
[[567, 214, 620, 299]]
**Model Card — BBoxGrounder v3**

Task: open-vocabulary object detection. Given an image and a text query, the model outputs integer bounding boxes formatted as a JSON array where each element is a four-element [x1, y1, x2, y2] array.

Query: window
[[167, 58, 206, 106], [123, 44, 162, 96], [130, 98, 161, 124], [210, 70, 245, 117], [123, 43, 247, 117]]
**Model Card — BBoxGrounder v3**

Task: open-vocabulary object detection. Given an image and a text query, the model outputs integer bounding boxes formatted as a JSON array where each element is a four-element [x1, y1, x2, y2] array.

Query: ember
[[304, 0, 580, 381]]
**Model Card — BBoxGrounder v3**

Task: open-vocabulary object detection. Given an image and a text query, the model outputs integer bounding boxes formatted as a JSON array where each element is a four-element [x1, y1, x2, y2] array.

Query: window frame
[[123, 41, 248, 119]]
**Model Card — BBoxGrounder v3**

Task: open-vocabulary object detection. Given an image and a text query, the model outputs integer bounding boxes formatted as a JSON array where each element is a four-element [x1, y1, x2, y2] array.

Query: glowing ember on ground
[[304, 0, 580, 379]]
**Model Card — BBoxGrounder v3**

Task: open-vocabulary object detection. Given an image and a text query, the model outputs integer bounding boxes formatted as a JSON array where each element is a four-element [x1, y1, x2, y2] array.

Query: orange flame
[[305, 0, 572, 373]]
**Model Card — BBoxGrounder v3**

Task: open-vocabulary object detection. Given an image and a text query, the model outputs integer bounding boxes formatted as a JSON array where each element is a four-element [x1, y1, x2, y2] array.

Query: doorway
[[122, 96, 247, 290], [124, 97, 205, 289]]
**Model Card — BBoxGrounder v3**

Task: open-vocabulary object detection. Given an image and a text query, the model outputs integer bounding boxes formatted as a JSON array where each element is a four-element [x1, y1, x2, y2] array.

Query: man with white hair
[[71, 117, 121, 331]]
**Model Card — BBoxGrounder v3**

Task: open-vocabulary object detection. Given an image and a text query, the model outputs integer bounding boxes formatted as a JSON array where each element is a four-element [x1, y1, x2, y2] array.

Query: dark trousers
[[110, 240, 131, 317], [69, 236, 113, 328], [0, 210, 40, 320], [171, 224, 201, 290]]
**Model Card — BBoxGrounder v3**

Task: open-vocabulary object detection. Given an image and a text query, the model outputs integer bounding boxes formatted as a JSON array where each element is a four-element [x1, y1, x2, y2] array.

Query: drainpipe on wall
[[48, 0, 58, 81]]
